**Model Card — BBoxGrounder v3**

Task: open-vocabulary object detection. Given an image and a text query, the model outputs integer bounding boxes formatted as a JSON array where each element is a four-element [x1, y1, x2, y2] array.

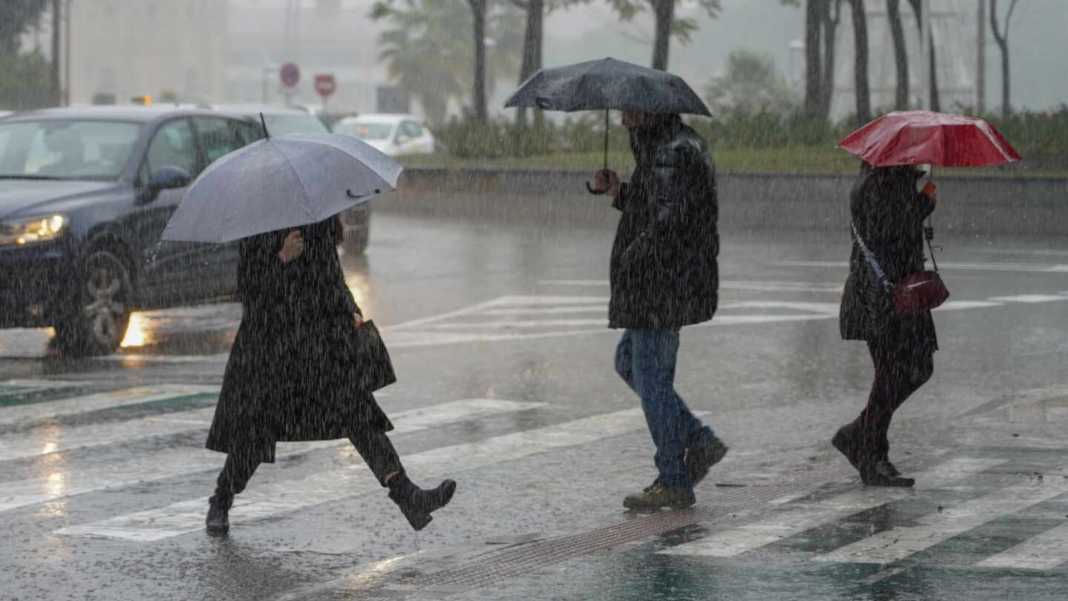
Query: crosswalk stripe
[[0, 395, 220, 461], [658, 458, 1005, 558], [0, 379, 84, 405], [0, 399, 542, 513], [774, 260, 1068, 274], [56, 407, 667, 542], [0, 384, 219, 427], [814, 477, 1068, 565], [975, 521, 1068, 571]]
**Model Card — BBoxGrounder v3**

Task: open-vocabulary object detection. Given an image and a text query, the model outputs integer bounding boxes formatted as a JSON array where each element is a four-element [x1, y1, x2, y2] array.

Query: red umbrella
[[838, 111, 1021, 167]]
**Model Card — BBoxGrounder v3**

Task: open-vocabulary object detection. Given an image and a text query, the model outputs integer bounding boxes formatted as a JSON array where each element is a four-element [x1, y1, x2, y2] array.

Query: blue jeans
[[615, 329, 717, 490]]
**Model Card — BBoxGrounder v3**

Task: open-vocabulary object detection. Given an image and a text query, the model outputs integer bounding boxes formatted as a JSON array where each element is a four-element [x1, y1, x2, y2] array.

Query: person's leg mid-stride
[[617, 329, 728, 510]]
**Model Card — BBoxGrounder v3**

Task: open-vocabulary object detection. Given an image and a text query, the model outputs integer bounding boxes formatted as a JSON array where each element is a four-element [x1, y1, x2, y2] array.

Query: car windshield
[[334, 121, 394, 141], [263, 114, 331, 135], [0, 119, 142, 180]]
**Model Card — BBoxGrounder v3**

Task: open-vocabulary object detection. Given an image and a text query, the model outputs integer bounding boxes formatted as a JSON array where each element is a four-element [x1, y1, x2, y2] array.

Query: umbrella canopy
[[162, 133, 402, 243], [505, 57, 710, 116], [838, 111, 1021, 168]]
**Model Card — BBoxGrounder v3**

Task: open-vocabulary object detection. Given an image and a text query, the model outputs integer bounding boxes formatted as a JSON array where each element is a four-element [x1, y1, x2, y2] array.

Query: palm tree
[[373, 0, 523, 125]]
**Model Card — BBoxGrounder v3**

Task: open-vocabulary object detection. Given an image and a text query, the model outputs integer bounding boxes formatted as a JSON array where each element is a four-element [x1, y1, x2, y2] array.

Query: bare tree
[[817, 0, 843, 118], [887, 0, 908, 109], [906, 0, 940, 111], [803, 0, 822, 117], [603, 1, 721, 71], [990, 0, 1021, 117], [511, 0, 545, 128], [468, 0, 489, 123], [848, 0, 870, 124]]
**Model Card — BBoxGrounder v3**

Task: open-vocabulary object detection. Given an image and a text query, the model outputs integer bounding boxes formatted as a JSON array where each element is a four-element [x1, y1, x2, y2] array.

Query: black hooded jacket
[[609, 116, 719, 330], [839, 165, 938, 351]]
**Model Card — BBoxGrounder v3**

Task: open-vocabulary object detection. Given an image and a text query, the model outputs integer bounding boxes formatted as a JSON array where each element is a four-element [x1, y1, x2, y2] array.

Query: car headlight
[[0, 214, 68, 246]]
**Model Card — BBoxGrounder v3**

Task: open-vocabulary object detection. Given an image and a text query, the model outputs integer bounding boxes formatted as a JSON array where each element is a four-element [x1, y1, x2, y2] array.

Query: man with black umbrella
[[595, 110, 728, 510]]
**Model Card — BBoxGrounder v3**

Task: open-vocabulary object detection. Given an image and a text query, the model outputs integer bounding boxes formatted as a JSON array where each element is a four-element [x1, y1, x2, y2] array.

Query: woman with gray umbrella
[[203, 214, 456, 535], [159, 128, 456, 535]]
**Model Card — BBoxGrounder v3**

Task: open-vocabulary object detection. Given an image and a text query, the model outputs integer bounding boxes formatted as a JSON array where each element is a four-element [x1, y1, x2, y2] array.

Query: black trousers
[[210, 429, 404, 509], [852, 339, 934, 459]]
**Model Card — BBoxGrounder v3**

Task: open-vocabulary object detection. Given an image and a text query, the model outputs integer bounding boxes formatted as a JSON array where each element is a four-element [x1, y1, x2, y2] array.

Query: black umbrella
[[504, 57, 711, 194]]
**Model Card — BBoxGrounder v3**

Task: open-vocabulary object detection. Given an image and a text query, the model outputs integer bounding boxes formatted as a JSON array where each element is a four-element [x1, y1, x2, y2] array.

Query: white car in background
[[333, 114, 435, 156]]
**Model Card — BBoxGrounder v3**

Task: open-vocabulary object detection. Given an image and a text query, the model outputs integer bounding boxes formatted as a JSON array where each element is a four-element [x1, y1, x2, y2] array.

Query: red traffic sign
[[314, 74, 337, 98], [280, 62, 300, 88]]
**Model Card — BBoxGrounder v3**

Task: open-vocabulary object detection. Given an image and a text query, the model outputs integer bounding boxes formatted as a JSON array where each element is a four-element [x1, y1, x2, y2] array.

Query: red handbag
[[892, 271, 949, 315], [852, 223, 950, 316]]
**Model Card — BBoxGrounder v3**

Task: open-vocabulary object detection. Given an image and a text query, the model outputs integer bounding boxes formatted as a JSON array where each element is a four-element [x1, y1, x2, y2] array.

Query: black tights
[[210, 430, 403, 510], [851, 339, 934, 460]]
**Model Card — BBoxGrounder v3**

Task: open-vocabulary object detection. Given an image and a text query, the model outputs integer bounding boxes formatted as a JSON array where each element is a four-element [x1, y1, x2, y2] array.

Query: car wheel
[[55, 250, 132, 357]]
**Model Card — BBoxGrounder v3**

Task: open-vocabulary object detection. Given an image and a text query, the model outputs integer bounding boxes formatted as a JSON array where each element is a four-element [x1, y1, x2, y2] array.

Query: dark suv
[[0, 107, 265, 355]]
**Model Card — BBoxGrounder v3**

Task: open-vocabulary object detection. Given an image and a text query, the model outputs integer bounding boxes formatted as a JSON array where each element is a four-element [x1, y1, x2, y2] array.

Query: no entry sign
[[314, 74, 337, 98], [280, 62, 300, 88]]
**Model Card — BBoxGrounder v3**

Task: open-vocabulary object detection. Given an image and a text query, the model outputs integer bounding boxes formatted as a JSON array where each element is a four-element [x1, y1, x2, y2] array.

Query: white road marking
[[85, 283, 1060, 365], [56, 407, 673, 541], [0, 404, 219, 462], [0, 384, 219, 427], [0, 379, 80, 395], [659, 458, 1005, 558], [814, 477, 1068, 565], [975, 522, 1068, 571], [0, 399, 543, 513], [986, 294, 1068, 303], [856, 567, 908, 584], [538, 279, 846, 294], [774, 261, 1068, 274]]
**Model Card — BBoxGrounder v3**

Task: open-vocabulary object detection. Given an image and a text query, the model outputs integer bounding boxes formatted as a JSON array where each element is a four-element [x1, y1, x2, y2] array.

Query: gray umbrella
[[505, 58, 710, 195], [161, 131, 402, 243]]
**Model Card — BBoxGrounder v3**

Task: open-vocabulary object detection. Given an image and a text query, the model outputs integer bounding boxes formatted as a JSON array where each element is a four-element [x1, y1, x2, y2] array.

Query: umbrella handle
[[347, 189, 381, 199], [585, 182, 606, 195]]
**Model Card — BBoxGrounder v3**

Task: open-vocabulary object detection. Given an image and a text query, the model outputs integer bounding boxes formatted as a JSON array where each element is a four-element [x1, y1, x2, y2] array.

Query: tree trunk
[[849, 0, 870, 124], [887, 0, 909, 109], [804, 0, 823, 118], [470, 0, 488, 123], [651, 0, 674, 71], [990, 0, 1013, 118], [51, 0, 61, 106], [1000, 41, 1009, 117], [516, 0, 545, 128], [818, 0, 842, 120], [907, 0, 940, 111]]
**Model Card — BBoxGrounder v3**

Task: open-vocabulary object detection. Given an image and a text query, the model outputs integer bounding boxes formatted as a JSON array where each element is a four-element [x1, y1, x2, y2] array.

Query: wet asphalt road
[[2, 199, 1067, 601]]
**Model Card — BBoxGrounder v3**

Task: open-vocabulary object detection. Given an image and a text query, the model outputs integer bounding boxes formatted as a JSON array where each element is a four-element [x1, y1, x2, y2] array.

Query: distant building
[[225, 0, 391, 115], [69, 0, 228, 106]]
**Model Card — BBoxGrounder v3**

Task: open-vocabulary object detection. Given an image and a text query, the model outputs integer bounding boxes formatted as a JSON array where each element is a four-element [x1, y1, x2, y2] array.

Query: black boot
[[387, 474, 457, 531], [831, 424, 864, 472], [205, 496, 230, 536], [861, 460, 915, 487]]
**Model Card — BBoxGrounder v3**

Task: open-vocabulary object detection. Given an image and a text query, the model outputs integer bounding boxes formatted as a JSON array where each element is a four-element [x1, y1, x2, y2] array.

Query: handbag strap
[[851, 222, 894, 293], [924, 216, 940, 272]]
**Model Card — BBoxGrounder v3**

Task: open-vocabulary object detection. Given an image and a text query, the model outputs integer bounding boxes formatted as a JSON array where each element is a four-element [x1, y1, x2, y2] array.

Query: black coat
[[609, 117, 719, 330], [206, 218, 393, 463], [840, 166, 938, 351]]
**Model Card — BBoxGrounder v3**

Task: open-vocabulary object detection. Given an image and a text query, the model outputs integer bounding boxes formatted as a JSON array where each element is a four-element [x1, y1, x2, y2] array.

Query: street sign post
[[315, 74, 337, 114]]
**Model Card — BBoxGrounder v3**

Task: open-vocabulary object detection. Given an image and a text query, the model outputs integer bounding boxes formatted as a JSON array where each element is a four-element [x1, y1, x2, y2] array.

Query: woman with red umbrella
[[832, 111, 1020, 487], [834, 162, 938, 487]]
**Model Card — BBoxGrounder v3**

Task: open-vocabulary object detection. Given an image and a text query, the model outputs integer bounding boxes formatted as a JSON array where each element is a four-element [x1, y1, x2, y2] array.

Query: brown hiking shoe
[[623, 483, 696, 510]]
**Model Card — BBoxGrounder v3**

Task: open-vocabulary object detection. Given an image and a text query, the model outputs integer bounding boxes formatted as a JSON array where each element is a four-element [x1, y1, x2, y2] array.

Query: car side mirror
[[142, 166, 192, 203]]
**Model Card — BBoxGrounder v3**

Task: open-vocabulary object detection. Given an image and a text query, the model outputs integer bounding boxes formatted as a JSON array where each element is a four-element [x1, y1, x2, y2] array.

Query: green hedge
[[432, 107, 1068, 167]]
